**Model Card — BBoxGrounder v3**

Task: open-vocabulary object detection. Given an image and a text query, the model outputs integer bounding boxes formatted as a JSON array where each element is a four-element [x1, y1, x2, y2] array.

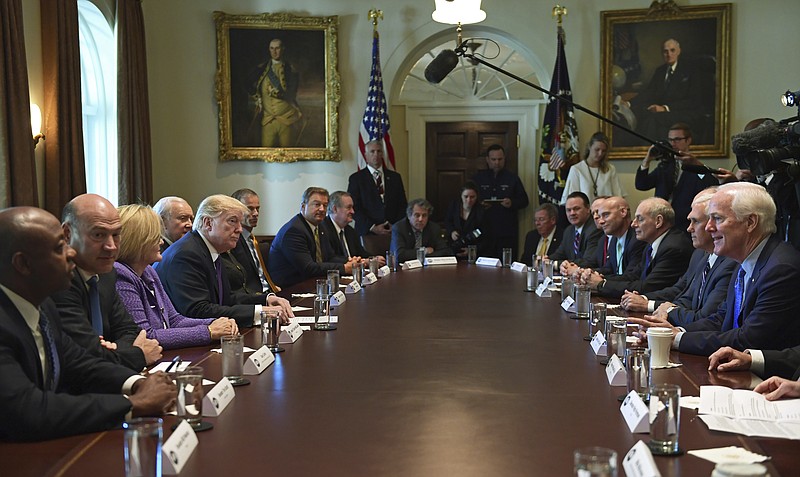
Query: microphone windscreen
[[424, 50, 458, 84], [731, 119, 780, 155]]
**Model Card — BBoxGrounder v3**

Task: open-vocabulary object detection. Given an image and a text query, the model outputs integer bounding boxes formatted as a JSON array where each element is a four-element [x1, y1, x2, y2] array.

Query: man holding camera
[[635, 122, 718, 231]]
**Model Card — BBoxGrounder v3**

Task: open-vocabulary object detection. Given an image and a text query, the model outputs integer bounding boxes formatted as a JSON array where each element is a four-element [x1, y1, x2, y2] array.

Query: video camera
[[452, 228, 482, 252], [732, 118, 800, 178]]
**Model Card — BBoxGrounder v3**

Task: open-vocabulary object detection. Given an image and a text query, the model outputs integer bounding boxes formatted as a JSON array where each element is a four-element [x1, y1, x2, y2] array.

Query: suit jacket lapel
[[0, 290, 45, 388]]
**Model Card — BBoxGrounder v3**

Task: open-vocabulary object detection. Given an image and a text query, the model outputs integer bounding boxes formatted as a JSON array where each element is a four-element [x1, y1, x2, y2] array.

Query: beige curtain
[[41, 0, 86, 217], [117, 0, 153, 205], [0, 0, 39, 207]]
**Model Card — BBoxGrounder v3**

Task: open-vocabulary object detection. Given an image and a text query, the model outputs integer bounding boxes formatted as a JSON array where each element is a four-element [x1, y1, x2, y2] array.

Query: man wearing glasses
[[635, 122, 718, 231]]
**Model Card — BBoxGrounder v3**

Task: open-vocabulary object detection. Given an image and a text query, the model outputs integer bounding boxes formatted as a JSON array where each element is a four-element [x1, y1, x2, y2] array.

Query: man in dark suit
[[322, 191, 386, 266], [390, 198, 452, 262], [585, 198, 693, 298], [157, 194, 293, 327], [348, 140, 408, 237], [549, 192, 602, 267], [520, 203, 564, 266], [633, 183, 800, 357], [0, 207, 174, 441], [635, 123, 718, 231], [578, 197, 646, 279], [52, 194, 162, 371], [153, 196, 194, 253], [269, 187, 359, 288], [223, 188, 279, 300], [621, 188, 736, 326]]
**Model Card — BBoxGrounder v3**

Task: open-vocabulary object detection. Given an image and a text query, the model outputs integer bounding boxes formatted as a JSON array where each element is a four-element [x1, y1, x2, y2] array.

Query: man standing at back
[[472, 144, 529, 258], [52, 194, 162, 371], [348, 140, 407, 238]]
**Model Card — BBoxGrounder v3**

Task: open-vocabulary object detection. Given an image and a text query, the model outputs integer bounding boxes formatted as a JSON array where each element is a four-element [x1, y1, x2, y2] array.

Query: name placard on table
[[510, 262, 527, 272], [243, 345, 274, 375], [362, 272, 378, 285], [623, 440, 661, 477], [162, 420, 198, 475], [590, 331, 607, 356], [475, 257, 500, 267], [620, 391, 650, 433], [345, 280, 362, 294], [330, 290, 346, 306], [605, 354, 626, 386], [401, 259, 423, 270], [535, 277, 553, 297], [377, 265, 391, 277], [279, 320, 303, 344], [202, 377, 235, 417]]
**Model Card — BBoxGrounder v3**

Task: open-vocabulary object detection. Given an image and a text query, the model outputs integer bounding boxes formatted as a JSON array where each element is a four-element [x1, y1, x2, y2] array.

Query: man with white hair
[[153, 196, 194, 252], [156, 194, 292, 327], [632, 182, 800, 356]]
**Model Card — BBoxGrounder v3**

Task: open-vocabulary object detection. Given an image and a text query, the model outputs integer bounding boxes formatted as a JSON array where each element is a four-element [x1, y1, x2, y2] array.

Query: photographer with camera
[[636, 122, 718, 231], [444, 182, 486, 257]]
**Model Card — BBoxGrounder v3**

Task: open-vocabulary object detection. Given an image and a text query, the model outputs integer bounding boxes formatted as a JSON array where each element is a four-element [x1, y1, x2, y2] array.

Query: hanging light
[[432, 0, 486, 25]]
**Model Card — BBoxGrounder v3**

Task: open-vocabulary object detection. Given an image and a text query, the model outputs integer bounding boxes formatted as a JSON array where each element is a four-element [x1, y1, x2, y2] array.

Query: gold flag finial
[[552, 5, 568, 25], [368, 8, 383, 31]]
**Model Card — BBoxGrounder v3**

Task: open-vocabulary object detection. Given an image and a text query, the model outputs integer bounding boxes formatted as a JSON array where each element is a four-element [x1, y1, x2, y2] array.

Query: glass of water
[[573, 446, 617, 477]]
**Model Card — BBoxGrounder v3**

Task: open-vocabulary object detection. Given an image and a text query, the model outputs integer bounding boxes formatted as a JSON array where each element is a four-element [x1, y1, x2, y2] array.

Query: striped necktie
[[313, 226, 323, 262], [38, 309, 60, 391], [573, 230, 581, 257], [374, 171, 384, 196]]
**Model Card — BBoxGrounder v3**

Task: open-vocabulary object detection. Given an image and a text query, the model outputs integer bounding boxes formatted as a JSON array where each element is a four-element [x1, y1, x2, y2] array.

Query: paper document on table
[[292, 306, 312, 312], [149, 360, 191, 374], [698, 415, 800, 440], [700, 385, 800, 422], [687, 446, 771, 464], [295, 315, 339, 324], [291, 293, 316, 298]]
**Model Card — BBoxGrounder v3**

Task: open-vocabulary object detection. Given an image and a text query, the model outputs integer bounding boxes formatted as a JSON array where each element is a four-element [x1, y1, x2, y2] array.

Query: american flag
[[537, 25, 579, 205], [358, 30, 396, 171]]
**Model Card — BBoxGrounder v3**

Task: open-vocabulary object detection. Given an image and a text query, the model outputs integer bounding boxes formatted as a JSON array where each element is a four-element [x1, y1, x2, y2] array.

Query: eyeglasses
[[667, 137, 687, 143]]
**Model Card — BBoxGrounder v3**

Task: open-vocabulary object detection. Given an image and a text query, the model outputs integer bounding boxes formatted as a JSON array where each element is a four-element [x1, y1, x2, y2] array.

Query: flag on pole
[[358, 30, 396, 171], [537, 25, 579, 205]]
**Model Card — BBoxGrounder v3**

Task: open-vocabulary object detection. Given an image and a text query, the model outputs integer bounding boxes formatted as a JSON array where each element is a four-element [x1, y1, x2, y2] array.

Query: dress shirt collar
[[329, 218, 345, 235], [304, 218, 318, 233], [708, 253, 719, 268], [366, 164, 384, 177], [241, 228, 253, 241], [575, 224, 584, 235], [199, 232, 221, 262], [0, 284, 39, 331], [76, 267, 98, 288], [740, 236, 770, 278], [649, 230, 668, 257]]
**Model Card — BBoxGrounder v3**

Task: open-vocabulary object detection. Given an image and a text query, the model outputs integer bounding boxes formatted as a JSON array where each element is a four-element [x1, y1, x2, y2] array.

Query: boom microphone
[[731, 119, 780, 155], [424, 49, 459, 84]]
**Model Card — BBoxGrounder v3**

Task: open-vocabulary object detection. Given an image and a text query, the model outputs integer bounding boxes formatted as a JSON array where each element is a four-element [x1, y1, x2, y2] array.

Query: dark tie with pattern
[[313, 227, 323, 262], [39, 309, 60, 391], [573, 231, 581, 257], [696, 260, 712, 304], [414, 231, 423, 249], [602, 236, 609, 266], [87, 276, 103, 335], [664, 67, 673, 87], [733, 267, 746, 329], [641, 245, 653, 281], [374, 171, 384, 196], [214, 258, 224, 305]]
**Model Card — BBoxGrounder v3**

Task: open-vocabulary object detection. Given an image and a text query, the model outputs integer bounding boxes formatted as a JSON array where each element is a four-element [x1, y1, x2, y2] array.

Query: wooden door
[[425, 121, 519, 222]]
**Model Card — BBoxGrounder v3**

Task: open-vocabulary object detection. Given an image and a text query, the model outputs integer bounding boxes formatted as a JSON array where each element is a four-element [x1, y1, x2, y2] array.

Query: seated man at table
[[390, 198, 451, 262], [709, 345, 800, 381], [157, 194, 293, 327], [0, 207, 175, 441], [520, 203, 563, 266], [153, 196, 194, 253], [631, 182, 800, 356], [52, 194, 162, 371], [620, 188, 736, 325], [547, 192, 602, 267], [322, 191, 385, 266], [269, 187, 360, 288]]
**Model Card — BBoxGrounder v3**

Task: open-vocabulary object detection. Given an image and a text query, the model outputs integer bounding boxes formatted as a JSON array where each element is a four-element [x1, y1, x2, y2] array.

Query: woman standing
[[444, 182, 485, 255], [560, 132, 626, 204]]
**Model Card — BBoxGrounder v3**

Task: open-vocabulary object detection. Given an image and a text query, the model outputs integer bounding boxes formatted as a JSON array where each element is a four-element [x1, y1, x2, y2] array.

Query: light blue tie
[[732, 267, 746, 329], [616, 239, 624, 274]]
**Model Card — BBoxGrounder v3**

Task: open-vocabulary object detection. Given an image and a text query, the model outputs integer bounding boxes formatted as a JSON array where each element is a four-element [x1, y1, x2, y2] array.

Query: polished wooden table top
[[1, 265, 796, 476]]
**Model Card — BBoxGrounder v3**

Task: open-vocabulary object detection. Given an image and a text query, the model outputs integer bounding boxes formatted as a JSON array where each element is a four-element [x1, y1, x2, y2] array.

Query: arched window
[[78, 0, 117, 205]]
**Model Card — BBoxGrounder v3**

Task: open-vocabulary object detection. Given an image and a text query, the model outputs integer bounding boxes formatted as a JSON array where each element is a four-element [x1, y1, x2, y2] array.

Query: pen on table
[[165, 355, 181, 373]]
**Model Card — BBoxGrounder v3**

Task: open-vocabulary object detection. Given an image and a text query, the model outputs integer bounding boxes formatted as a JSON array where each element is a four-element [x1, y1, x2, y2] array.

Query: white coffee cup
[[647, 327, 673, 367]]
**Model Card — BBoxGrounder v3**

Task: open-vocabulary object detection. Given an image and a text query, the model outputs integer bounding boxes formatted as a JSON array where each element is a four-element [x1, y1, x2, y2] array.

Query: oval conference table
[[1, 264, 796, 476]]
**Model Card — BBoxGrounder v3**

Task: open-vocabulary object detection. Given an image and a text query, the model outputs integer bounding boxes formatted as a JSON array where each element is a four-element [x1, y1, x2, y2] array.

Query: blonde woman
[[114, 204, 237, 349], [560, 132, 625, 204]]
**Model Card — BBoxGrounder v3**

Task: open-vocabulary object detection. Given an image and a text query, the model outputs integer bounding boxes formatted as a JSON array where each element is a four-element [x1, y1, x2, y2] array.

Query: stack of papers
[[698, 385, 800, 439]]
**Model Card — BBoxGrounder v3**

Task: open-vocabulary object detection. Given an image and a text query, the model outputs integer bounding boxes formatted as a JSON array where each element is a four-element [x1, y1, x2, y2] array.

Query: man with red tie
[[347, 140, 407, 237]]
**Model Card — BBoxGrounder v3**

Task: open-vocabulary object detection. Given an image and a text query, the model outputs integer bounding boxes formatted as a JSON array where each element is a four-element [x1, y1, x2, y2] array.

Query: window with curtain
[[78, 0, 118, 205]]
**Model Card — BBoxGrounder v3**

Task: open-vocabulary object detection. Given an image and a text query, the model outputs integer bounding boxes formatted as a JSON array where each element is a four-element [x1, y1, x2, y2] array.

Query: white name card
[[510, 261, 527, 272], [377, 265, 391, 277], [279, 320, 303, 344], [605, 354, 627, 386], [362, 272, 378, 285], [345, 280, 362, 294], [424, 256, 458, 266], [330, 290, 346, 306], [590, 331, 607, 356], [621, 391, 651, 433], [623, 440, 661, 477], [535, 277, 553, 297], [401, 259, 422, 270], [243, 345, 274, 375], [161, 420, 198, 475], [202, 377, 234, 417], [475, 257, 501, 267], [561, 295, 575, 311]]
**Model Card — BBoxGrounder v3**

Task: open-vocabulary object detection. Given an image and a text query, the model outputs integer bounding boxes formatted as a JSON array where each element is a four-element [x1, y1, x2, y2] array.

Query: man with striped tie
[[549, 191, 603, 267], [0, 207, 175, 441]]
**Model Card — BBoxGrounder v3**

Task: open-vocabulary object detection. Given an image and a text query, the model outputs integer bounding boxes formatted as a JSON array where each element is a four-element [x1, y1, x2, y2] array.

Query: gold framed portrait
[[214, 12, 340, 162], [599, 2, 731, 159]]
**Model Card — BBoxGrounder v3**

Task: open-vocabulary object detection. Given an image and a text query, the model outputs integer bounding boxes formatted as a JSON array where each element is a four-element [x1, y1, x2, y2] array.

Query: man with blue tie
[[0, 207, 175, 441], [52, 194, 162, 371], [633, 182, 800, 356], [549, 192, 603, 267], [620, 187, 736, 325], [583, 197, 693, 298]]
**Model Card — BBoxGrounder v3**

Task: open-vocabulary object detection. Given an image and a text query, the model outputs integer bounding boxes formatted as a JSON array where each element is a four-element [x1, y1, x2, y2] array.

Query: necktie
[[414, 231, 423, 249], [313, 227, 323, 263], [733, 267, 746, 329], [573, 231, 581, 257], [697, 260, 712, 303], [340, 230, 351, 258], [38, 309, 60, 391], [537, 238, 548, 257], [602, 236, 609, 266], [616, 239, 624, 274], [214, 258, 224, 305], [251, 235, 278, 292], [664, 67, 673, 87], [87, 276, 103, 335], [374, 171, 384, 196], [641, 245, 653, 281]]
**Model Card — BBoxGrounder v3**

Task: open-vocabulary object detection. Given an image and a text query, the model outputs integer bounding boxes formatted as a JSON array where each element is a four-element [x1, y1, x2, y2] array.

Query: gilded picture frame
[[599, 2, 731, 159], [214, 12, 340, 162]]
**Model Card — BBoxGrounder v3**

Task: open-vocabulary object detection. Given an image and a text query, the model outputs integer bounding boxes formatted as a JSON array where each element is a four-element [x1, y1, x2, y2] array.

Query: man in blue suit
[[621, 187, 736, 325], [347, 140, 407, 237], [633, 183, 800, 356]]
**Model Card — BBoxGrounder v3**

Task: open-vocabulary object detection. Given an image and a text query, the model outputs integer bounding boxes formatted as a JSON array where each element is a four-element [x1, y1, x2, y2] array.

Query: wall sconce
[[31, 103, 45, 147], [432, 0, 486, 45]]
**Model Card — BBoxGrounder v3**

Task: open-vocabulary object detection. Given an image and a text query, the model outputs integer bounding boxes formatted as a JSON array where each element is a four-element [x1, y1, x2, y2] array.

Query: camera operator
[[444, 182, 486, 257], [636, 122, 718, 231]]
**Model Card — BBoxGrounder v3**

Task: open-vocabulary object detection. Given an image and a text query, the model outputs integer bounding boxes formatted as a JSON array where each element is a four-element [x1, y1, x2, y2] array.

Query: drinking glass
[[573, 447, 617, 477], [648, 384, 681, 455], [123, 418, 163, 477], [261, 309, 285, 352], [221, 335, 246, 385]]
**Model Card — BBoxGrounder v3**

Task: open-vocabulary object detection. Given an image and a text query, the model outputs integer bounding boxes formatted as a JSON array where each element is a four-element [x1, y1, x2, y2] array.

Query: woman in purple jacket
[[115, 204, 237, 349]]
